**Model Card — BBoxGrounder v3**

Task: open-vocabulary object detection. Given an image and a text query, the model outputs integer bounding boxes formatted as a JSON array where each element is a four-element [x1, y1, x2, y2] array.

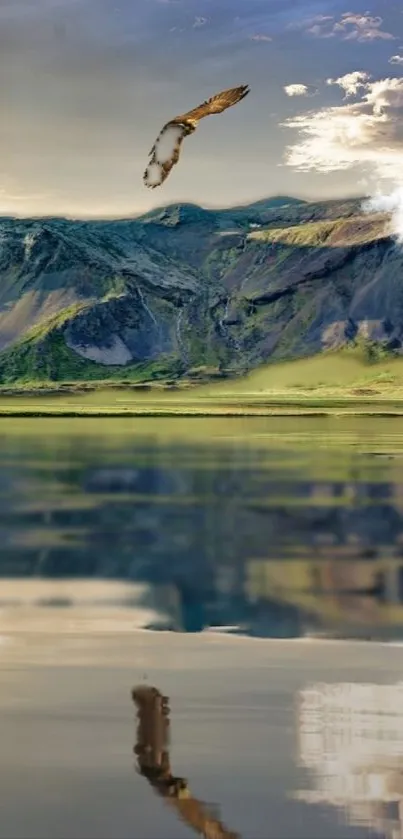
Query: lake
[[2, 416, 403, 838]]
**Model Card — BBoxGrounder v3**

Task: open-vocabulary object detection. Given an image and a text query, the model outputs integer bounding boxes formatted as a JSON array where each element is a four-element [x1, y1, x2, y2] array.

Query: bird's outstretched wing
[[143, 123, 187, 189], [173, 84, 250, 124], [143, 84, 249, 189]]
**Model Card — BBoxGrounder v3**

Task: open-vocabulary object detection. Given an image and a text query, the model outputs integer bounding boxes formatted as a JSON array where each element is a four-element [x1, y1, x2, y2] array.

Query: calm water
[[2, 416, 403, 640], [3, 416, 403, 838]]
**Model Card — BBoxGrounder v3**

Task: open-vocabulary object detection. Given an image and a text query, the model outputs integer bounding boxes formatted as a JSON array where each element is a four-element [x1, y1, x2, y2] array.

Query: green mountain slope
[[0, 196, 400, 384]]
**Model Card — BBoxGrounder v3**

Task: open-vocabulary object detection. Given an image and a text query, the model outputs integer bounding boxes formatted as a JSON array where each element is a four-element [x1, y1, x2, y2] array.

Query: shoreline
[[0, 405, 403, 416]]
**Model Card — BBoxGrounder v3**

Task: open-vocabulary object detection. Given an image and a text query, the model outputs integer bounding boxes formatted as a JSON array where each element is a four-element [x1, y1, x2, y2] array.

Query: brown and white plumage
[[143, 84, 250, 189]]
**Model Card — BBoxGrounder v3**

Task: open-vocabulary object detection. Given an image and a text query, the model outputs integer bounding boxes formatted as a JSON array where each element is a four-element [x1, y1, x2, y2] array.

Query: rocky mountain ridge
[[0, 195, 400, 382]]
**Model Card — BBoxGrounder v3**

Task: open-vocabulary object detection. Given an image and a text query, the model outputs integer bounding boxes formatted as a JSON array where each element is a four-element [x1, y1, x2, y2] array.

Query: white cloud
[[327, 71, 371, 98], [335, 13, 395, 41], [249, 33, 272, 42], [364, 188, 403, 243], [296, 11, 395, 42], [284, 84, 309, 97], [284, 83, 318, 98], [389, 54, 403, 65], [306, 22, 335, 39], [282, 73, 403, 239]]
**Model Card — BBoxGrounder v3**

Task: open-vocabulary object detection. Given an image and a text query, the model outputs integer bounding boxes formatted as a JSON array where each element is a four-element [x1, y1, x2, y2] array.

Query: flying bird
[[143, 84, 250, 189]]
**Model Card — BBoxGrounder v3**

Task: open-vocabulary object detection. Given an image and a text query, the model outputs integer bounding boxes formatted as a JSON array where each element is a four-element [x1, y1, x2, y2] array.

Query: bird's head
[[183, 121, 197, 134]]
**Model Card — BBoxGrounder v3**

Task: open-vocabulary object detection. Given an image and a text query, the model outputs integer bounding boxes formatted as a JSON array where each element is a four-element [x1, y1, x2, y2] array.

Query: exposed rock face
[[66, 334, 133, 366], [0, 196, 401, 380]]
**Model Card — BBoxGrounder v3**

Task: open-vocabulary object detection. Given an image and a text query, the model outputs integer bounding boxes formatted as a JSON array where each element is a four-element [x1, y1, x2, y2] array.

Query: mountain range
[[0, 194, 399, 384]]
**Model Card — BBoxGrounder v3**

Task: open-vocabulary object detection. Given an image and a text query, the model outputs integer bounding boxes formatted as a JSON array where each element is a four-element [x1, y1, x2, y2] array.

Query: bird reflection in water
[[131, 685, 240, 839]]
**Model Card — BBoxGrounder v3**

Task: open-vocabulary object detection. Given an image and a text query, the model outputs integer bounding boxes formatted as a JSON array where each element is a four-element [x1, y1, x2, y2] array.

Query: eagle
[[143, 84, 250, 189]]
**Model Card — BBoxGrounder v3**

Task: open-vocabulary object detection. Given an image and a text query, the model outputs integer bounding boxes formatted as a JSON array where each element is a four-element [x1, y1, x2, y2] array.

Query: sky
[[1, 0, 403, 217]]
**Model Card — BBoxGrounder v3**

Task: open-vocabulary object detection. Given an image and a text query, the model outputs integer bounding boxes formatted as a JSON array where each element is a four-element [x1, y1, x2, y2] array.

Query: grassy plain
[[0, 351, 403, 415]]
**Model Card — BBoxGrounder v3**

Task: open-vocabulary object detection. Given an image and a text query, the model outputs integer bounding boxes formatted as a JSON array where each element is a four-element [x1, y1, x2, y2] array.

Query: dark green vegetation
[[0, 195, 400, 392]]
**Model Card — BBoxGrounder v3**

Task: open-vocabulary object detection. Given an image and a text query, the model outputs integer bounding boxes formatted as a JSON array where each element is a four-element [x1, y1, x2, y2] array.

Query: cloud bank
[[283, 72, 403, 240], [283, 72, 403, 180]]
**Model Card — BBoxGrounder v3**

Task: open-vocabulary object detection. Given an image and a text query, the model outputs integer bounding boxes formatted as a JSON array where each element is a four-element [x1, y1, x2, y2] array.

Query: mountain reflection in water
[[2, 417, 403, 640]]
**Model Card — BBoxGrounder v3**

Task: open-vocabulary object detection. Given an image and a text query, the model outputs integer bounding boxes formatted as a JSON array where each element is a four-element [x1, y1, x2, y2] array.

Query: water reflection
[[2, 417, 403, 640], [296, 681, 403, 838], [132, 685, 240, 839], [3, 619, 403, 838]]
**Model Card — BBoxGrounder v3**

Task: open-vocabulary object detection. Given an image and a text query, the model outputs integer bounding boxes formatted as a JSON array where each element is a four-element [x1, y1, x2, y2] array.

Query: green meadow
[[1, 350, 403, 416]]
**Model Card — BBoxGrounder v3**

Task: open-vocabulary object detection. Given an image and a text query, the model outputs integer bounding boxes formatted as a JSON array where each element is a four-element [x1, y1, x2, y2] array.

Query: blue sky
[[1, 0, 402, 216]]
